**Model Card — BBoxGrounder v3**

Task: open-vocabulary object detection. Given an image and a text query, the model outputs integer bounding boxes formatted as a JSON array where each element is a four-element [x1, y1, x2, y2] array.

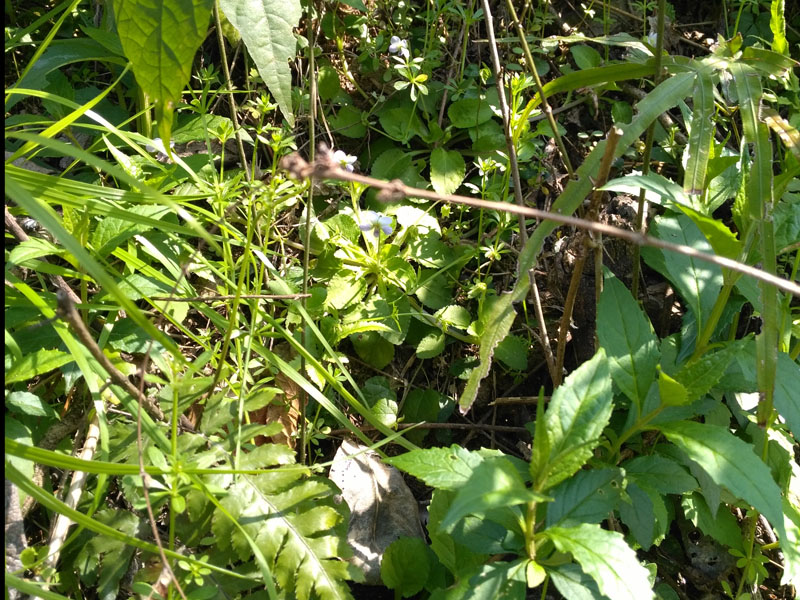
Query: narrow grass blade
[[683, 70, 714, 195]]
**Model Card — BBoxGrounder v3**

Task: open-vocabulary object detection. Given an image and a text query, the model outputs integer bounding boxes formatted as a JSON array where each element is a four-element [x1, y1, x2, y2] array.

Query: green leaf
[[426, 490, 488, 578], [545, 467, 623, 527], [435, 305, 471, 330], [218, 0, 302, 127], [212, 471, 356, 600], [381, 537, 431, 598], [8, 237, 63, 266], [616, 480, 667, 549], [545, 524, 655, 600], [570, 45, 603, 69], [531, 349, 613, 491], [548, 563, 604, 600], [682, 492, 744, 552], [317, 62, 341, 100], [463, 560, 527, 600], [597, 271, 659, 405], [458, 71, 695, 414], [90, 204, 170, 258], [658, 368, 689, 406], [641, 214, 722, 335], [6, 391, 59, 419], [430, 148, 466, 196], [416, 330, 445, 359], [495, 335, 528, 371], [774, 352, 800, 442], [656, 421, 784, 536], [349, 331, 394, 369], [388, 445, 507, 491], [770, 0, 788, 56], [447, 97, 494, 128], [7, 348, 74, 384], [113, 0, 214, 142], [441, 458, 543, 531], [401, 389, 446, 444], [362, 376, 398, 428], [683, 70, 714, 195], [329, 105, 366, 138], [392, 205, 441, 235], [672, 341, 743, 404], [623, 455, 697, 496]]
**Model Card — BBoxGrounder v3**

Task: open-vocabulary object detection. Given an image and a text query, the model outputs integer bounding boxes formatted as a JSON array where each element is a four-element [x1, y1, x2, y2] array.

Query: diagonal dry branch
[[280, 151, 800, 298]]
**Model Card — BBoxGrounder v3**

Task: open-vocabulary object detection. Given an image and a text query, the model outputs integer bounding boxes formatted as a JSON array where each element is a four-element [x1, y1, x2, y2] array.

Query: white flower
[[359, 210, 393, 238], [332, 149, 357, 172], [388, 35, 410, 59], [145, 137, 175, 154]]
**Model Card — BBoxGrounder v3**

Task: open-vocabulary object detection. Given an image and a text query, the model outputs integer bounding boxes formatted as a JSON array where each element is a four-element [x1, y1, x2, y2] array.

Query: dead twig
[[280, 151, 800, 298]]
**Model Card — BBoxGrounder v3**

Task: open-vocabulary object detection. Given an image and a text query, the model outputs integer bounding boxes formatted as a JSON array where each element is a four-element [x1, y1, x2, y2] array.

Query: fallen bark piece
[[328, 439, 425, 585]]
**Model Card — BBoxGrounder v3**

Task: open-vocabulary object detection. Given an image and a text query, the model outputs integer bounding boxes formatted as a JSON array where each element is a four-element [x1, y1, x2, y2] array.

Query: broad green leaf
[[495, 335, 528, 371], [447, 97, 494, 128], [113, 0, 214, 142], [218, 0, 302, 127], [459, 71, 695, 413], [349, 331, 394, 369], [362, 376, 398, 428], [545, 524, 655, 600], [388, 445, 510, 491], [6, 391, 59, 419], [623, 455, 697, 496], [441, 458, 544, 531], [531, 349, 613, 491], [435, 305, 471, 330], [672, 340, 744, 404], [392, 205, 441, 235], [7, 348, 74, 384], [545, 467, 623, 527], [656, 422, 784, 536], [329, 105, 367, 138], [464, 560, 527, 600], [381, 537, 431, 598], [681, 492, 744, 552], [7, 237, 63, 266], [616, 480, 667, 549], [658, 368, 689, 406], [641, 214, 722, 335], [762, 107, 800, 161], [430, 148, 466, 196], [427, 489, 488, 578], [683, 70, 714, 195], [570, 44, 603, 69], [597, 271, 659, 405], [774, 352, 800, 442], [90, 204, 170, 258], [317, 62, 341, 100], [548, 563, 604, 600], [401, 389, 445, 444], [416, 330, 445, 359]]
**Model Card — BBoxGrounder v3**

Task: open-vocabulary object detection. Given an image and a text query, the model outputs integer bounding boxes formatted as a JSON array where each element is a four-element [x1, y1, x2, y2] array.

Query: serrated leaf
[[441, 458, 545, 531], [549, 563, 604, 600], [672, 341, 743, 404], [531, 349, 613, 491], [656, 421, 784, 539], [388, 445, 513, 491], [545, 524, 655, 600], [381, 537, 431, 598], [430, 148, 466, 196], [597, 272, 658, 405], [416, 330, 445, 359], [113, 0, 214, 142], [218, 0, 302, 127], [546, 467, 623, 528], [641, 214, 722, 335], [212, 472, 355, 600], [683, 71, 714, 195], [8, 237, 62, 266], [616, 480, 667, 550], [427, 490, 487, 577]]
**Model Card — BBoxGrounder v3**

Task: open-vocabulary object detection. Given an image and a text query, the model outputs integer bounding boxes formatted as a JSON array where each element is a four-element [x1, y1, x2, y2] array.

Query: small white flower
[[332, 149, 357, 172], [359, 210, 393, 238], [145, 138, 175, 154], [388, 35, 410, 59]]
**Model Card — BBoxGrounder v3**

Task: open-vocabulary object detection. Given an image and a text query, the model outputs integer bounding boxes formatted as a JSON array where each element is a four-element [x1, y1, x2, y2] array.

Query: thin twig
[[329, 421, 530, 436], [279, 152, 800, 298]]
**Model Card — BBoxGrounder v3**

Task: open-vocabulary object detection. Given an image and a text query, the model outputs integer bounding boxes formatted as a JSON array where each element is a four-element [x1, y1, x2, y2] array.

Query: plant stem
[[631, 0, 667, 301]]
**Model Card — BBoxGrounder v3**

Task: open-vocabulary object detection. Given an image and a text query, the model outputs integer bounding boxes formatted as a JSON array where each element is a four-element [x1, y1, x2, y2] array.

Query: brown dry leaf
[[249, 371, 302, 448], [328, 439, 425, 585]]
